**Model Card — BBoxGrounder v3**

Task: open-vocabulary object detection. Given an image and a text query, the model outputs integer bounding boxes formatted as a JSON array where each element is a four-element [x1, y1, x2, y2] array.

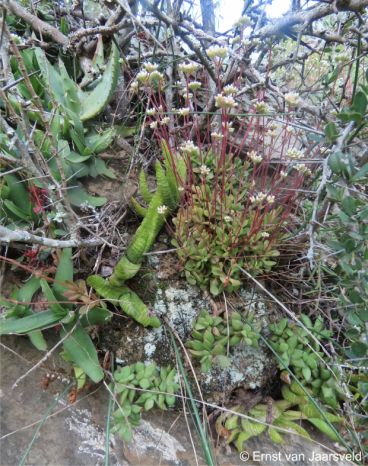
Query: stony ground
[[0, 336, 351, 466]]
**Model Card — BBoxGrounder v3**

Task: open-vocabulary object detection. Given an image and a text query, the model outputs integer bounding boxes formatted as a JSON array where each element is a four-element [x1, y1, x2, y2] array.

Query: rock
[[99, 249, 281, 402], [101, 279, 210, 367], [196, 288, 280, 402], [0, 332, 352, 466]]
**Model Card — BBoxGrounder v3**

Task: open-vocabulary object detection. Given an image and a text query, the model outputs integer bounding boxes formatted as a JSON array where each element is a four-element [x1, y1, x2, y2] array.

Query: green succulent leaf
[[61, 324, 104, 383]]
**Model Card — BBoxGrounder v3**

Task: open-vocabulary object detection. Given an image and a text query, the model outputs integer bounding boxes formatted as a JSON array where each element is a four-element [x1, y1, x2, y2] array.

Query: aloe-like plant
[[34, 42, 120, 122], [0, 248, 112, 383], [0, 174, 41, 227], [1, 43, 124, 211], [88, 141, 186, 327]]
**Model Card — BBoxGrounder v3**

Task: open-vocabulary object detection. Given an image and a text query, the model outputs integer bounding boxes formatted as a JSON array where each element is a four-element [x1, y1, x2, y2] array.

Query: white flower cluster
[[180, 140, 200, 157], [177, 107, 190, 117], [130, 80, 139, 93], [294, 163, 312, 176], [223, 84, 237, 96], [215, 93, 237, 109], [206, 45, 228, 60], [242, 38, 251, 48], [178, 62, 200, 75], [284, 92, 300, 107], [286, 148, 304, 160], [188, 81, 201, 91], [157, 205, 168, 215], [280, 170, 288, 179], [254, 101, 269, 114], [199, 165, 211, 176], [234, 16, 251, 28], [161, 116, 170, 125], [250, 192, 275, 205], [335, 53, 350, 64], [211, 132, 223, 141], [143, 62, 158, 72], [248, 151, 262, 164], [222, 121, 235, 133], [133, 64, 164, 89], [146, 108, 156, 116], [260, 231, 270, 238]]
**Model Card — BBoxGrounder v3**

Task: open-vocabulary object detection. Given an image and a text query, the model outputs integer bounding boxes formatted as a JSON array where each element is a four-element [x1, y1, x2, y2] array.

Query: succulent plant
[[216, 380, 342, 452], [173, 150, 286, 296], [186, 310, 260, 372], [111, 362, 179, 442], [88, 141, 186, 328], [269, 314, 342, 408]]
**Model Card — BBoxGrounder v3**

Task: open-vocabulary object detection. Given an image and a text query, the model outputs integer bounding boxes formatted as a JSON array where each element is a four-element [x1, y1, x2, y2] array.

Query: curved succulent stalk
[[88, 141, 186, 328]]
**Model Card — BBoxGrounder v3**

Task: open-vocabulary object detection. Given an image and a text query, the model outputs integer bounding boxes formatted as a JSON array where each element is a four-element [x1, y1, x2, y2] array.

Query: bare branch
[[3, 0, 68, 47], [0, 226, 103, 248]]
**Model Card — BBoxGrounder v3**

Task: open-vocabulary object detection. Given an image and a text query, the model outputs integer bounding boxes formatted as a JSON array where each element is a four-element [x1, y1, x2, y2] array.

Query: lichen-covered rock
[[195, 288, 280, 401], [99, 249, 280, 401], [103, 279, 209, 367]]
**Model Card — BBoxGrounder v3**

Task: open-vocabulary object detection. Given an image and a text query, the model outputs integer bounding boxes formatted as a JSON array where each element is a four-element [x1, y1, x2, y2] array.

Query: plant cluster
[[1, 41, 122, 215], [132, 58, 318, 296], [0, 249, 112, 383], [269, 315, 341, 409], [215, 381, 342, 452], [111, 362, 179, 442], [0, 173, 42, 228], [88, 142, 186, 328], [186, 310, 260, 372], [172, 148, 289, 295], [322, 87, 368, 363]]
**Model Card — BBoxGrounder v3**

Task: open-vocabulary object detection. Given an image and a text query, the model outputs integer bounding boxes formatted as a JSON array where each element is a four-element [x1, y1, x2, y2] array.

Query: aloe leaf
[[87, 275, 122, 302], [67, 185, 107, 207], [119, 288, 161, 328], [235, 431, 252, 452], [274, 418, 310, 439], [0, 310, 62, 335], [35, 48, 80, 113], [79, 43, 120, 121], [131, 197, 147, 218], [138, 170, 153, 204], [308, 418, 341, 442], [16, 278, 47, 350], [74, 366, 87, 390], [155, 161, 177, 210], [17, 276, 41, 303], [93, 158, 116, 179], [40, 279, 68, 319], [85, 128, 115, 154], [28, 331, 48, 351], [61, 324, 104, 383], [5, 174, 32, 215], [268, 427, 284, 444], [53, 248, 73, 299], [109, 256, 142, 284], [3, 199, 30, 221], [80, 307, 112, 327]]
